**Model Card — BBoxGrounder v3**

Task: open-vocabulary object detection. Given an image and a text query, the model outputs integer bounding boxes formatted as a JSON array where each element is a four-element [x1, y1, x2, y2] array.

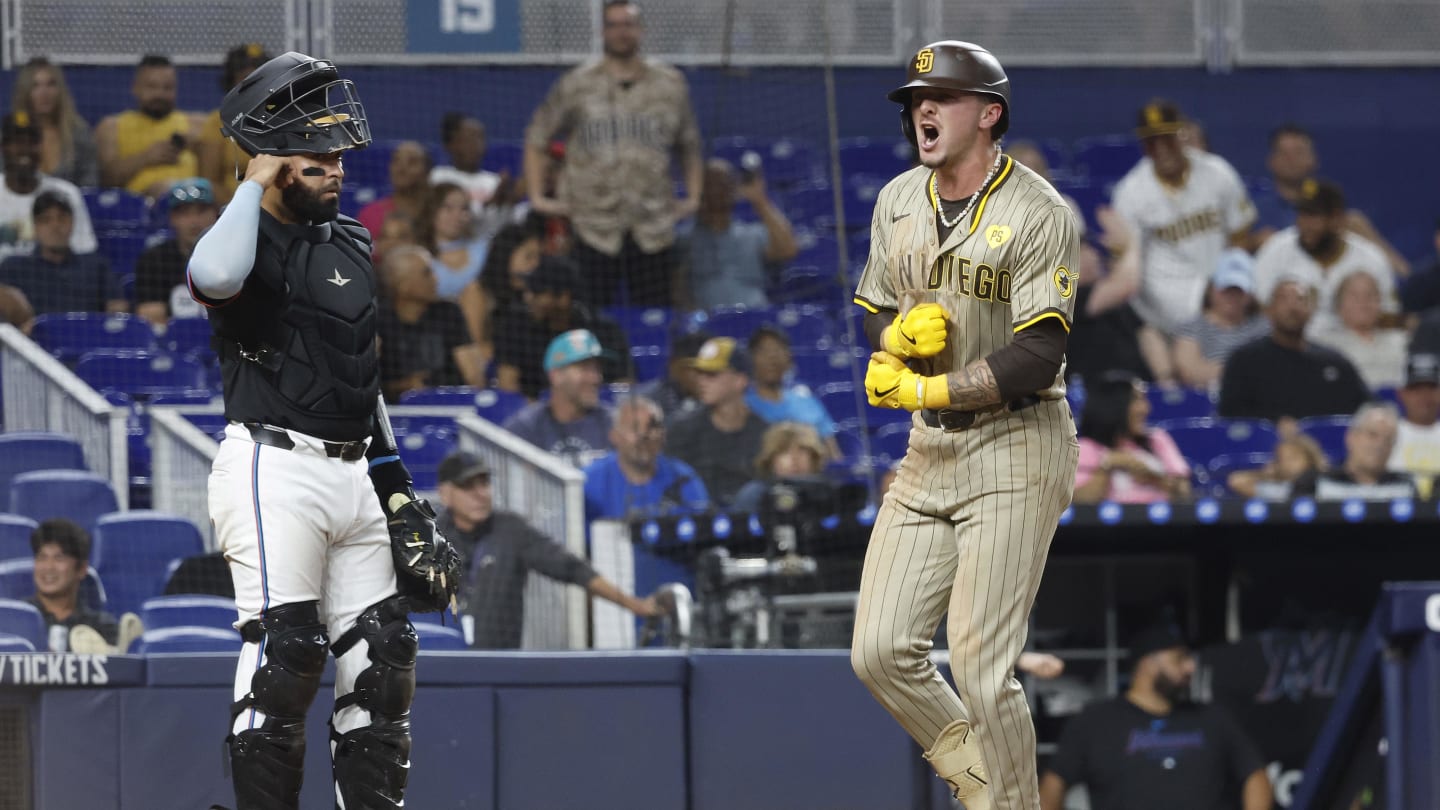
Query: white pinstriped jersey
[[1111, 148, 1256, 333], [853, 155, 1080, 401]]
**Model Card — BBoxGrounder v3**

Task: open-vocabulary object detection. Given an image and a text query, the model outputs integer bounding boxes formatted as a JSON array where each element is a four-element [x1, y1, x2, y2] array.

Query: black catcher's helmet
[[889, 41, 1010, 144], [220, 51, 370, 157]]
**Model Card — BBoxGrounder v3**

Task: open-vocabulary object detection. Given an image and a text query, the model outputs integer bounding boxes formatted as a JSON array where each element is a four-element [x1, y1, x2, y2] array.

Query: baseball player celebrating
[[187, 53, 460, 810], [850, 42, 1080, 810]]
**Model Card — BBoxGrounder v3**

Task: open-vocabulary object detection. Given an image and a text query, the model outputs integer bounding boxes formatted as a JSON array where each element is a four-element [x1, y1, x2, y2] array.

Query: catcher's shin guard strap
[[228, 728, 307, 810], [924, 720, 991, 802], [331, 595, 416, 720], [331, 720, 411, 810]]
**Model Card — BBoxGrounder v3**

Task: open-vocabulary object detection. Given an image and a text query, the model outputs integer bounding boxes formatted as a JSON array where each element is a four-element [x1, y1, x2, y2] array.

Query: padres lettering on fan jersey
[[1111, 147, 1255, 333], [854, 155, 1080, 401]]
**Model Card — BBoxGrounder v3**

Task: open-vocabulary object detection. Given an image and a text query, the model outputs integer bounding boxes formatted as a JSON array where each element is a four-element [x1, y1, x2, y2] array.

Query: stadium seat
[[130, 625, 240, 654], [1071, 135, 1142, 184], [791, 230, 840, 273], [1298, 416, 1351, 466], [31, 312, 158, 362], [1157, 418, 1279, 468], [91, 511, 206, 617], [74, 350, 207, 397], [781, 184, 837, 229], [0, 514, 38, 562], [398, 386, 484, 407], [605, 306, 673, 350], [9, 470, 119, 530], [841, 174, 888, 229], [84, 188, 149, 228], [139, 595, 237, 631], [389, 414, 459, 438], [776, 266, 836, 303], [147, 389, 217, 406], [182, 413, 229, 442], [0, 599, 45, 650], [818, 382, 863, 426], [1147, 386, 1215, 422], [630, 345, 668, 383], [342, 140, 400, 190], [791, 349, 861, 387], [702, 306, 778, 341], [873, 421, 913, 463], [482, 139, 526, 177], [97, 228, 153, 276], [1206, 452, 1273, 497], [474, 388, 527, 425], [0, 559, 107, 610], [162, 317, 214, 359], [0, 432, 87, 499], [0, 634, 35, 652], [837, 137, 913, 180], [710, 135, 824, 190], [772, 304, 836, 348], [413, 620, 468, 651], [398, 430, 457, 491], [832, 424, 867, 461]]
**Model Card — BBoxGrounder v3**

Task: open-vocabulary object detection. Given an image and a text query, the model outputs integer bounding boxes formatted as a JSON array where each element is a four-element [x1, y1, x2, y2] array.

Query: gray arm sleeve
[[186, 181, 263, 300]]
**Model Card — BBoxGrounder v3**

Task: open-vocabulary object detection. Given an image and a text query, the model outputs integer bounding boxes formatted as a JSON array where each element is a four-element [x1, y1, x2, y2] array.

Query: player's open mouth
[[921, 124, 939, 149]]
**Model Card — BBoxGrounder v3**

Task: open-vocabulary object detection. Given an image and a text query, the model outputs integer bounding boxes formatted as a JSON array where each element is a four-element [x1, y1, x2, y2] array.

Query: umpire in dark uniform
[[188, 52, 458, 810]]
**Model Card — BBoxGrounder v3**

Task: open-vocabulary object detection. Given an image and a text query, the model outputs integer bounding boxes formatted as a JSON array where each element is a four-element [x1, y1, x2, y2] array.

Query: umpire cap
[[219, 51, 371, 157], [889, 41, 1010, 141]]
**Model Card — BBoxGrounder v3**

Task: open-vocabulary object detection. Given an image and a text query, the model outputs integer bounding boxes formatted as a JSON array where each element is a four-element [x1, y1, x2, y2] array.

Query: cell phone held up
[[170, 132, 187, 151]]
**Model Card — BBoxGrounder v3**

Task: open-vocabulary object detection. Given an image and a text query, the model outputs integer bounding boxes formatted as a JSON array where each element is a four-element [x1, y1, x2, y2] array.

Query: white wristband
[[916, 377, 926, 409]]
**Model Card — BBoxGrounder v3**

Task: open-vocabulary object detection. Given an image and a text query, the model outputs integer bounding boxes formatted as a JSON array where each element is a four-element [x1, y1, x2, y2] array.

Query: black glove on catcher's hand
[[385, 492, 462, 615]]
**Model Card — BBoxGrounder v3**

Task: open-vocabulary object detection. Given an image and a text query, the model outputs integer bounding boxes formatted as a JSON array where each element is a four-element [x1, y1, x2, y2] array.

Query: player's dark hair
[[748, 324, 790, 351], [1268, 123, 1312, 150], [32, 190, 73, 219], [440, 111, 470, 145], [138, 54, 173, 71], [1078, 371, 1153, 452], [479, 220, 545, 314], [30, 518, 91, 562]]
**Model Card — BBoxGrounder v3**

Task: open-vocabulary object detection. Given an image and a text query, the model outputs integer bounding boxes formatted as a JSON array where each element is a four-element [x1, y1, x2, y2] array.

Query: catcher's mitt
[[386, 493, 462, 615]]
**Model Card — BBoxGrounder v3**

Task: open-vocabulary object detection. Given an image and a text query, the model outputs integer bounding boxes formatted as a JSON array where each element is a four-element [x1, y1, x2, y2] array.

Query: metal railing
[[0, 323, 128, 509], [456, 411, 588, 650], [149, 404, 222, 549]]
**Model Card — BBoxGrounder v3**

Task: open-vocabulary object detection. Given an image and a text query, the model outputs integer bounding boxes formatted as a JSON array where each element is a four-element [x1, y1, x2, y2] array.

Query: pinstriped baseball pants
[[851, 401, 1078, 810]]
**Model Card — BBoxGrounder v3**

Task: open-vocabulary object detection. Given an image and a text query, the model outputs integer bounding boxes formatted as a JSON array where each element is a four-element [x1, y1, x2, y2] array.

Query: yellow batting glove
[[865, 352, 950, 412], [882, 302, 948, 358]]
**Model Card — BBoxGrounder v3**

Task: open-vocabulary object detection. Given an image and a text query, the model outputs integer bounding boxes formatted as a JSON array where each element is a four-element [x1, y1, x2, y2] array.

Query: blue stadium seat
[[162, 317, 214, 359], [413, 620, 468, 651], [9, 470, 118, 530], [0, 432, 87, 499], [837, 137, 913, 179], [97, 228, 152, 276], [398, 431, 457, 491], [772, 304, 836, 348], [841, 174, 888, 229], [791, 349, 860, 388], [710, 136, 824, 190], [482, 139, 526, 177], [832, 424, 867, 461], [1071, 136, 1142, 184], [1298, 416, 1351, 466], [701, 306, 779, 341], [791, 229, 840, 272], [473, 388, 527, 425], [74, 350, 208, 397], [398, 386, 483, 407], [31, 312, 157, 362], [0, 634, 35, 652], [0, 514, 38, 562], [139, 595, 237, 631], [818, 382, 862, 426], [0, 558, 106, 609], [389, 414, 458, 438], [1147, 386, 1215, 422], [131, 625, 240, 654], [147, 389, 217, 406], [1050, 177, 1107, 235], [776, 266, 836, 303], [873, 421, 913, 464], [781, 184, 837, 229], [84, 188, 150, 228], [182, 413, 229, 442], [92, 511, 206, 617], [630, 345, 667, 383], [1156, 418, 1279, 468], [1206, 452, 1274, 497], [0, 599, 45, 650], [604, 306, 673, 349]]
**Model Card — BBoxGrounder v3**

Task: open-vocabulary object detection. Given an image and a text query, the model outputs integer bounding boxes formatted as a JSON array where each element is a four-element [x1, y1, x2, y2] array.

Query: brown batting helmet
[[889, 41, 1010, 142]]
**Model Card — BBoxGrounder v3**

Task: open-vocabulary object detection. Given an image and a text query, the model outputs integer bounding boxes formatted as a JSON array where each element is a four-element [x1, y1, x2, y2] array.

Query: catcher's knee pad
[[329, 595, 416, 809], [228, 600, 330, 810]]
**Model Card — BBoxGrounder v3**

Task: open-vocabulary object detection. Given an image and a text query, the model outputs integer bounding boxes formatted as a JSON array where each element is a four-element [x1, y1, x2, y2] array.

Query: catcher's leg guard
[[924, 719, 992, 810], [329, 595, 416, 810], [228, 601, 330, 810]]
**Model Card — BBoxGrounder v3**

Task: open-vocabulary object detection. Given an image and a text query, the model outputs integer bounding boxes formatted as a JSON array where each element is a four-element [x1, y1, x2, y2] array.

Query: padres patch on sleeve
[[1053, 266, 1075, 298]]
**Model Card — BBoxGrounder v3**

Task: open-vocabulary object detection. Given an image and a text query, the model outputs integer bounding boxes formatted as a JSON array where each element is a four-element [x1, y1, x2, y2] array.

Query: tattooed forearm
[[946, 359, 1002, 410]]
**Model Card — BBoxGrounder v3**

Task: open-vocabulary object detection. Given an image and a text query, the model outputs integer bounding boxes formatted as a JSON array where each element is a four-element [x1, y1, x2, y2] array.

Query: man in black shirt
[[492, 254, 632, 399], [1040, 621, 1272, 810], [376, 244, 478, 400], [667, 336, 769, 507], [1219, 276, 1368, 421], [0, 191, 123, 315], [134, 177, 219, 325], [434, 452, 655, 649], [26, 518, 120, 650]]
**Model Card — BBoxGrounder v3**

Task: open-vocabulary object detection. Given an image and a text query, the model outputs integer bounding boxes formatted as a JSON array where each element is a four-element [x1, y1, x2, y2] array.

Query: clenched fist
[[883, 303, 948, 358], [865, 352, 948, 412]]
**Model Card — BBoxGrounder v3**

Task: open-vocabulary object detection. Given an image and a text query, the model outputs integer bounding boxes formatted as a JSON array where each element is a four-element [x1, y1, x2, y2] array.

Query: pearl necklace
[[930, 147, 1004, 230]]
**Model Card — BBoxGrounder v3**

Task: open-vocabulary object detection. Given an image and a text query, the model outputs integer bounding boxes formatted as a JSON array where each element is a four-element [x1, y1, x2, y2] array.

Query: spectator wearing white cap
[[1218, 274, 1368, 422], [502, 328, 614, 469], [1389, 352, 1440, 499], [1170, 248, 1271, 389]]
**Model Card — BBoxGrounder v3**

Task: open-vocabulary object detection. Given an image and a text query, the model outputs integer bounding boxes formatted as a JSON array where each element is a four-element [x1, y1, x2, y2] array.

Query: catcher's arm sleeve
[[186, 181, 262, 300]]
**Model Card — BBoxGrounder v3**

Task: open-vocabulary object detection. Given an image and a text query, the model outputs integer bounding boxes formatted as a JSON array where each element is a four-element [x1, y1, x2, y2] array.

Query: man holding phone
[[95, 54, 201, 198]]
